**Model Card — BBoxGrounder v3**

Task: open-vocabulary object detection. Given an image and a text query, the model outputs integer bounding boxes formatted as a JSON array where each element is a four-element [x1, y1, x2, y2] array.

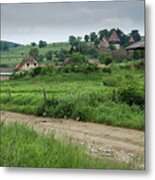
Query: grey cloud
[[1, 1, 144, 44]]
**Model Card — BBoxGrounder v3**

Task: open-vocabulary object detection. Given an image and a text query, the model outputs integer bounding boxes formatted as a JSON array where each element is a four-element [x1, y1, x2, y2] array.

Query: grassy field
[[0, 122, 139, 169], [0, 42, 70, 67], [0, 66, 144, 130]]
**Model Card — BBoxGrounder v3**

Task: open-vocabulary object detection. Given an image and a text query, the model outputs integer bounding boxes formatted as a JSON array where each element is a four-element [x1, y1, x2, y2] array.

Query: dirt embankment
[[1, 111, 144, 167]]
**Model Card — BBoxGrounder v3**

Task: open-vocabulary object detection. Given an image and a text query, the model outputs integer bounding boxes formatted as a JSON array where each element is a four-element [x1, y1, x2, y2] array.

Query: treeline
[[69, 28, 141, 50], [0, 40, 21, 51]]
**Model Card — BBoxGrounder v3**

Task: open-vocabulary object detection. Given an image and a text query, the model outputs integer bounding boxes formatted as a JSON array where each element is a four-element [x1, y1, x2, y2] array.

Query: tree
[[94, 39, 100, 48], [68, 35, 77, 47], [71, 52, 85, 64], [98, 29, 109, 40], [98, 52, 112, 64], [38, 54, 44, 63], [84, 35, 89, 42], [130, 30, 141, 42], [38, 40, 47, 48], [116, 28, 128, 46], [31, 42, 36, 47], [58, 49, 69, 61], [90, 32, 98, 42], [45, 50, 53, 61], [29, 48, 39, 59]]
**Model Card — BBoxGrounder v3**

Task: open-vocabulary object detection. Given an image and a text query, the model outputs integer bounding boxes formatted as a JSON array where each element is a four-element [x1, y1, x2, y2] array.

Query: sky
[[1, 0, 145, 45]]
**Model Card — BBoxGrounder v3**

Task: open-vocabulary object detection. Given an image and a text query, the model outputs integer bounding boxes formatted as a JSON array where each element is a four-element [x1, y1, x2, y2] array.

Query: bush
[[71, 52, 85, 64], [102, 67, 112, 73], [103, 76, 121, 87], [105, 57, 113, 65], [118, 85, 144, 108], [31, 67, 42, 77], [111, 49, 128, 63], [98, 52, 112, 64]]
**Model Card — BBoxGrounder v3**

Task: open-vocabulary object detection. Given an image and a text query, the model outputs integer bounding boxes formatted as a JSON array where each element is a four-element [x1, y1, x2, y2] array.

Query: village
[[0, 29, 145, 80]]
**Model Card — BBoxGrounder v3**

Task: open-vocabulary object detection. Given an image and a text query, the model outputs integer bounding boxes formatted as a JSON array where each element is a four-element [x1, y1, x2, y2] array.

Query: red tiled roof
[[0, 67, 15, 73], [109, 31, 120, 43]]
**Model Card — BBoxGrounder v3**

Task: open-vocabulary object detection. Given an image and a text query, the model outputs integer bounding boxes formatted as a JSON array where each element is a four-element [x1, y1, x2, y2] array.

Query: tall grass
[[0, 122, 138, 169], [0, 68, 144, 130]]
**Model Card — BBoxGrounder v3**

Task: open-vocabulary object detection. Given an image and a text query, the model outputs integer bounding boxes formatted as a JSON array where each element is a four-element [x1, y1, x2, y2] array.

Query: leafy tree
[[38, 54, 44, 63], [84, 35, 89, 42], [38, 40, 47, 48], [29, 48, 39, 59], [130, 30, 141, 42], [98, 52, 112, 64], [98, 29, 109, 40], [71, 52, 85, 64], [31, 42, 36, 47], [116, 28, 128, 46], [94, 39, 100, 48], [68, 35, 77, 47], [45, 50, 53, 61], [90, 32, 98, 42], [58, 49, 69, 61]]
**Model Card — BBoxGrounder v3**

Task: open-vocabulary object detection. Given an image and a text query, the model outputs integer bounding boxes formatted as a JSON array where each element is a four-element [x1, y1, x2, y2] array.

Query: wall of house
[[114, 44, 120, 50], [20, 63, 38, 71]]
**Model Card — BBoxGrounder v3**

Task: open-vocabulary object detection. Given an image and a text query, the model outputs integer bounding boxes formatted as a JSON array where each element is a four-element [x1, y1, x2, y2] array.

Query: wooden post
[[8, 89, 12, 104], [43, 89, 47, 103], [112, 89, 116, 102]]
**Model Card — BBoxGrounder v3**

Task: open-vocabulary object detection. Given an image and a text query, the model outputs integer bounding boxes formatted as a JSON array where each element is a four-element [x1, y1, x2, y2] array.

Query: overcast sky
[[1, 0, 144, 44]]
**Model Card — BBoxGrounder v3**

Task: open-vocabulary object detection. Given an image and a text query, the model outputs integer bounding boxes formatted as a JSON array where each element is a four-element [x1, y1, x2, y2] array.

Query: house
[[88, 59, 100, 65], [15, 57, 39, 71], [55, 58, 73, 67], [109, 31, 120, 50], [125, 40, 145, 51], [87, 58, 105, 68], [0, 67, 14, 80], [99, 36, 109, 52], [128, 35, 135, 45]]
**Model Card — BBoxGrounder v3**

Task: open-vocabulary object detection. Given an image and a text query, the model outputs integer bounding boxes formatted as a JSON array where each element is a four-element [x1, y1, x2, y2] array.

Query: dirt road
[[1, 111, 144, 167]]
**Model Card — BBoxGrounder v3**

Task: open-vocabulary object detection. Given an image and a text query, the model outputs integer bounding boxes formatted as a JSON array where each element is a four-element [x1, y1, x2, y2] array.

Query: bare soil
[[1, 111, 144, 167]]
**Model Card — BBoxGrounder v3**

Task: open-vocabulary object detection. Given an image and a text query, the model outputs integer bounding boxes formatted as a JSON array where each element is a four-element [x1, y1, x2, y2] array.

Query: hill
[[0, 42, 70, 67], [0, 40, 21, 51]]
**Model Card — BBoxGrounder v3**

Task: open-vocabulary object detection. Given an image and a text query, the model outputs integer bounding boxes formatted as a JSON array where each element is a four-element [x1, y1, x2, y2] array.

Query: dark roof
[[125, 40, 145, 50], [109, 31, 120, 43]]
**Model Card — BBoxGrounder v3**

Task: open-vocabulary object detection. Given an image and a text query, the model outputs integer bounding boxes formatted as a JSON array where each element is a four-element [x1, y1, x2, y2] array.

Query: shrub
[[105, 57, 113, 65], [118, 85, 144, 108], [31, 66, 42, 77], [102, 67, 112, 73], [98, 52, 112, 64]]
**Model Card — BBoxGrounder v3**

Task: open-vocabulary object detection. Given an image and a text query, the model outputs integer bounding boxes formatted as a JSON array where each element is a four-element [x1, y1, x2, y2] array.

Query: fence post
[[43, 89, 47, 103], [112, 89, 116, 102], [8, 89, 12, 104]]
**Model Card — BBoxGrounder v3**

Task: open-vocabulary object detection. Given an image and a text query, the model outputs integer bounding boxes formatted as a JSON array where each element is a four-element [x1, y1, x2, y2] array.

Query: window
[[34, 63, 37, 66], [27, 63, 29, 67]]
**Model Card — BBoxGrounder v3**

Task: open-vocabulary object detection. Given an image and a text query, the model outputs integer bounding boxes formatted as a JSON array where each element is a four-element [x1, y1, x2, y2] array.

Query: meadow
[[0, 122, 139, 169], [0, 42, 70, 67], [0, 65, 144, 130]]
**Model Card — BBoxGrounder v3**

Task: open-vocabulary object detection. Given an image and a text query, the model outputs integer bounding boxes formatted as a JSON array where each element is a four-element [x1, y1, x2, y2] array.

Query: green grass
[[0, 42, 70, 67], [0, 67, 144, 130], [0, 122, 138, 169]]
